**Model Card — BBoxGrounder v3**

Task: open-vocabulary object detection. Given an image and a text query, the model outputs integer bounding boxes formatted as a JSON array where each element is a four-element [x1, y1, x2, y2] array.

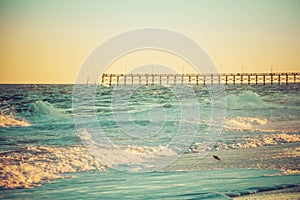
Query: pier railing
[[101, 73, 300, 86]]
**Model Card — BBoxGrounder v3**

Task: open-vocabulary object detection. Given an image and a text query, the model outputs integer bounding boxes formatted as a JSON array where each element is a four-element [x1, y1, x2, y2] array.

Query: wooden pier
[[101, 72, 299, 86]]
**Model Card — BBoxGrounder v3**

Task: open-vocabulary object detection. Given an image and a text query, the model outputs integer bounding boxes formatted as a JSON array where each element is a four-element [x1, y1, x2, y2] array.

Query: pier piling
[[100, 72, 299, 86]]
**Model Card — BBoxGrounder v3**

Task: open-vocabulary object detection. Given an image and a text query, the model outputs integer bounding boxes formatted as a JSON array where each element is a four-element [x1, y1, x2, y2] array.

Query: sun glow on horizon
[[0, 0, 300, 83]]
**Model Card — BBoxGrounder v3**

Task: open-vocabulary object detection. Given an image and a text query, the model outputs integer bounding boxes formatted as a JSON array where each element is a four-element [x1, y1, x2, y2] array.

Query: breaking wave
[[0, 103, 31, 128], [0, 146, 103, 189], [78, 130, 177, 172], [30, 101, 65, 118], [226, 91, 273, 109]]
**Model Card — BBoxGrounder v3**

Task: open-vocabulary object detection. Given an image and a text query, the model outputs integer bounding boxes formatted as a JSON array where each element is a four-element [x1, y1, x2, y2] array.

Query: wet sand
[[234, 185, 300, 200], [164, 142, 300, 173]]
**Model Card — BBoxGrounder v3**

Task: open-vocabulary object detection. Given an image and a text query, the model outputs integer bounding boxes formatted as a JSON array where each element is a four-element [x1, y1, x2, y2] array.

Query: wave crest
[[30, 101, 64, 118], [0, 146, 102, 189], [226, 91, 272, 109]]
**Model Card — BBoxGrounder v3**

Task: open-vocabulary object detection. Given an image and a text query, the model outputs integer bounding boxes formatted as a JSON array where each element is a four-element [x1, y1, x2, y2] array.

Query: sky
[[0, 0, 300, 83]]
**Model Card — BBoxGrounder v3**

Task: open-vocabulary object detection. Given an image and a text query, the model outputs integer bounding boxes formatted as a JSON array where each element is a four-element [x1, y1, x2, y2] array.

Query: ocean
[[0, 83, 299, 199]]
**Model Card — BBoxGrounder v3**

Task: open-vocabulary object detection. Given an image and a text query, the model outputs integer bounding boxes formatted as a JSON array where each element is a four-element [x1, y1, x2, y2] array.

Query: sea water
[[0, 84, 299, 199]]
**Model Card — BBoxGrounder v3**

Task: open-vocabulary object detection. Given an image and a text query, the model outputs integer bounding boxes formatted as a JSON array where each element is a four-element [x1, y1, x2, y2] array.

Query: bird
[[213, 155, 221, 161]]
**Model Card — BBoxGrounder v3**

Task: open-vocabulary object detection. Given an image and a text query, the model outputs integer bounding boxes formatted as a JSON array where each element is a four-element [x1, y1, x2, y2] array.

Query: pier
[[101, 72, 299, 86]]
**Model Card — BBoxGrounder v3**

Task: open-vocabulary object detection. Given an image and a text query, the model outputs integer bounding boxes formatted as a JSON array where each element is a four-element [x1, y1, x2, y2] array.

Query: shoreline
[[233, 185, 300, 200], [1, 142, 299, 190], [164, 142, 300, 173]]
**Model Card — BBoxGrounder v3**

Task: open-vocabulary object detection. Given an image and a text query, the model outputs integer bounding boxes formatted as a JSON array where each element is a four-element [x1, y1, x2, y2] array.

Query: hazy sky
[[0, 0, 299, 83]]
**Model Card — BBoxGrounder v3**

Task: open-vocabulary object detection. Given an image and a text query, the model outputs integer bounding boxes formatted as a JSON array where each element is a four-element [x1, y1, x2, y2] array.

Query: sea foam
[[225, 117, 268, 131], [0, 114, 31, 128], [78, 130, 177, 171], [0, 146, 102, 189], [216, 133, 300, 150]]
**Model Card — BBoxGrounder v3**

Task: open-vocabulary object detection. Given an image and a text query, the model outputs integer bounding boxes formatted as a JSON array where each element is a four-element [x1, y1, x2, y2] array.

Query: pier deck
[[101, 73, 299, 86]]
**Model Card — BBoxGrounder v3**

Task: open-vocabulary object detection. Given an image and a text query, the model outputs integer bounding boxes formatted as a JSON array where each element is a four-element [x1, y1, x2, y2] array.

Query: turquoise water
[[0, 84, 300, 199], [2, 169, 299, 199]]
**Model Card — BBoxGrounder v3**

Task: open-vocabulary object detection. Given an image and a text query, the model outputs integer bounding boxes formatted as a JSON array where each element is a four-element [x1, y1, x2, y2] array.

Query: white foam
[[78, 130, 177, 170], [0, 146, 103, 189], [215, 133, 300, 150], [225, 117, 268, 132], [0, 113, 31, 128]]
